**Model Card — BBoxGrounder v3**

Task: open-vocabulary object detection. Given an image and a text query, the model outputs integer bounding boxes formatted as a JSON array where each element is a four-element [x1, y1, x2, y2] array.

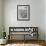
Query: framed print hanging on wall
[[17, 5, 30, 21]]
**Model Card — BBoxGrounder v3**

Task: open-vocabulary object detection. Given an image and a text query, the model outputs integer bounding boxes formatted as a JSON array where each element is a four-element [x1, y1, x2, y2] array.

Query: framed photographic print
[[17, 5, 30, 21]]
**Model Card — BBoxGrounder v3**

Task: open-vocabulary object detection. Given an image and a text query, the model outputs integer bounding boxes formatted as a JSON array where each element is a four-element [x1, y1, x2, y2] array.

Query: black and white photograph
[[17, 5, 30, 21]]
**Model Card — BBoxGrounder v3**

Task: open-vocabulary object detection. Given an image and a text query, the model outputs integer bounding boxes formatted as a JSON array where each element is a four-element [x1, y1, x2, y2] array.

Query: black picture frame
[[17, 5, 30, 21]]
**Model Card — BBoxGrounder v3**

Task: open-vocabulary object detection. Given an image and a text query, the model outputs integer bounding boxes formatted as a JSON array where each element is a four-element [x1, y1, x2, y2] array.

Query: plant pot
[[0, 39, 7, 44]]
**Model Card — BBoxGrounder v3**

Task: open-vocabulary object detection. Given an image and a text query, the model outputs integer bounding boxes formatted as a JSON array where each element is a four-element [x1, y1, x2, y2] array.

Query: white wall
[[45, 0, 46, 40], [32, 0, 45, 40], [3, 0, 45, 40], [0, 0, 3, 38], [0, 0, 2, 27]]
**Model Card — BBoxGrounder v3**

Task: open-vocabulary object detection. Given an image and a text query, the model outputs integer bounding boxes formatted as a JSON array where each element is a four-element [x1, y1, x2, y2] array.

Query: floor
[[0, 44, 42, 46], [0, 40, 46, 46]]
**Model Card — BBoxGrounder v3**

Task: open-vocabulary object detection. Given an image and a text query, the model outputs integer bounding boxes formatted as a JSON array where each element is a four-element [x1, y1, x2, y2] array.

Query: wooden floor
[[8, 40, 46, 46], [0, 40, 46, 46]]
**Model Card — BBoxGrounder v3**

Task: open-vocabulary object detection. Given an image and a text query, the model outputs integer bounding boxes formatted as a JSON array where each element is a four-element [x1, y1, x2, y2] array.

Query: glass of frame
[[17, 5, 30, 21]]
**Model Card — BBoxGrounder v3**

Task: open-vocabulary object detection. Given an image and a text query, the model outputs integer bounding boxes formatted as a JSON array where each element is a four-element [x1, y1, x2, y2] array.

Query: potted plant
[[0, 26, 7, 44]]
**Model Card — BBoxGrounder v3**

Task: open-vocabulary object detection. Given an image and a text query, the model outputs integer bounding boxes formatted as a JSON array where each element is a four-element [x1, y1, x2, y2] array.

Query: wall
[[3, 0, 45, 40], [32, 0, 45, 40], [0, 0, 3, 38], [45, 0, 46, 40]]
